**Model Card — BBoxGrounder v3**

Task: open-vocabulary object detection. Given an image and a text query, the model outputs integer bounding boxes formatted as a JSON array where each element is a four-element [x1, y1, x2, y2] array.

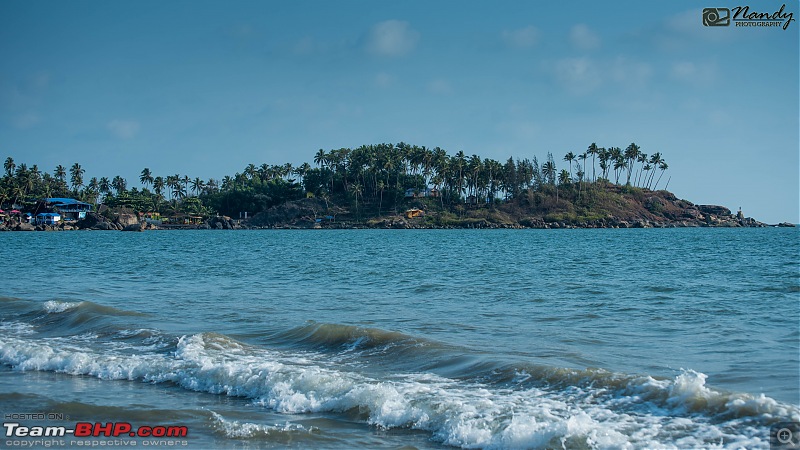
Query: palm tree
[[69, 163, 85, 195], [140, 168, 153, 189], [111, 176, 127, 195], [541, 160, 556, 186], [87, 177, 99, 204], [153, 176, 165, 197], [586, 143, 598, 183], [623, 143, 640, 185], [191, 177, 205, 196], [654, 160, 669, 190], [559, 169, 571, 185], [54, 165, 67, 184], [563, 152, 576, 178], [314, 149, 327, 168], [4, 157, 14, 177], [635, 152, 648, 188], [99, 177, 111, 200], [598, 147, 610, 181]]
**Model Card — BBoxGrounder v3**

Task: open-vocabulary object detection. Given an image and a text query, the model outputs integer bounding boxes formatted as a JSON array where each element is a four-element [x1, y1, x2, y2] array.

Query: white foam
[[42, 301, 83, 313], [209, 411, 313, 439], [0, 330, 796, 449]]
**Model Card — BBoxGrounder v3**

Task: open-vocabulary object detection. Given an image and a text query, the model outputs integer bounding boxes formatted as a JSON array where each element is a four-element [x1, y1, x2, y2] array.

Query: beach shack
[[44, 198, 92, 221], [405, 208, 425, 219], [35, 212, 61, 225]]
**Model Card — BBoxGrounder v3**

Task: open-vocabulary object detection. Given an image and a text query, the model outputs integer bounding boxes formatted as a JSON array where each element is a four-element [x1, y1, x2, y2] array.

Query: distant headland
[[1, 143, 794, 231]]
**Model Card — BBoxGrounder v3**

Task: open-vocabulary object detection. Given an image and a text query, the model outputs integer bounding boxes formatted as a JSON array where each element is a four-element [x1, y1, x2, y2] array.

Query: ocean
[[0, 228, 798, 449]]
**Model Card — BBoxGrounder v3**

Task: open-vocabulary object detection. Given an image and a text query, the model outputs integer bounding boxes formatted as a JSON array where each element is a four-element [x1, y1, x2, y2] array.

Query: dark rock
[[116, 214, 139, 227], [93, 222, 112, 231], [76, 212, 105, 230], [16, 223, 35, 231], [778, 222, 796, 227], [122, 222, 146, 232], [697, 205, 732, 216]]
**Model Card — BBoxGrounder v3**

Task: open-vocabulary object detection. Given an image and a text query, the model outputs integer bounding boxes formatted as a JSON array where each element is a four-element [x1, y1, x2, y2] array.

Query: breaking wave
[[1, 312, 797, 449]]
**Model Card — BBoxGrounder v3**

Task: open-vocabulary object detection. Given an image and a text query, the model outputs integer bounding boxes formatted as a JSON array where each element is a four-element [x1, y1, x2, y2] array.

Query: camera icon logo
[[703, 8, 731, 26]]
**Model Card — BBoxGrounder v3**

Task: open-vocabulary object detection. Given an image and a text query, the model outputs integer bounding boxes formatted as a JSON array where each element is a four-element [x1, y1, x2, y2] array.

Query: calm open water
[[0, 228, 798, 449]]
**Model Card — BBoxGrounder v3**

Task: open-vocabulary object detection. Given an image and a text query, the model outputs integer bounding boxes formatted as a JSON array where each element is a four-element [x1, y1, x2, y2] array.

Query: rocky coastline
[[1, 193, 795, 232]]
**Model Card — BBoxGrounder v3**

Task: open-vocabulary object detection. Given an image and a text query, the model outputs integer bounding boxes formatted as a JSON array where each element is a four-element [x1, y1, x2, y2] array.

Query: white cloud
[[670, 61, 716, 84], [427, 78, 452, 95], [552, 57, 601, 94], [570, 24, 600, 50], [609, 57, 652, 87], [365, 20, 420, 57], [548, 56, 651, 95], [502, 26, 540, 48], [107, 119, 140, 139]]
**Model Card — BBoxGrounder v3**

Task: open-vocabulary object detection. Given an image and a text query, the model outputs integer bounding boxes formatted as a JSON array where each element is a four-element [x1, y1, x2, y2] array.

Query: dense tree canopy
[[1, 142, 669, 218]]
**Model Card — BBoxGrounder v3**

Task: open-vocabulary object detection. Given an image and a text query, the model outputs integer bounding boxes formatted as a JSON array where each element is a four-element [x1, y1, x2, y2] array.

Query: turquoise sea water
[[0, 228, 798, 449]]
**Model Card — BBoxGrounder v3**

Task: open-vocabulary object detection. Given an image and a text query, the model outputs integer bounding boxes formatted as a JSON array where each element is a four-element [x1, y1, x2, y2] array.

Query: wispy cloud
[[364, 20, 420, 57], [501, 26, 540, 48], [669, 61, 717, 84], [551, 57, 601, 94], [570, 24, 600, 51], [427, 78, 453, 95], [548, 56, 651, 95], [107, 119, 140, 139]]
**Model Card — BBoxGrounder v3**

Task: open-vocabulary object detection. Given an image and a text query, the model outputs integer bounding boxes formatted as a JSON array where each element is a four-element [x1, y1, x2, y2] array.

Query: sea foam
[[0, 329, 795, 449]]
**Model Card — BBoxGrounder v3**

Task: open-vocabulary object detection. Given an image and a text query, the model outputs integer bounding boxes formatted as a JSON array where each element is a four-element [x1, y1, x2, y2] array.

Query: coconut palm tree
[[654, 160, 669, 190], [69, 163, 85, 195], [563, 152, 576, 178], [623, 143, 640, 185], [140, 168, 153, 189], [54, 165, 67, 184], [541, 159, 556, 186], [586, 143, 598, 183], [111, 176, 127, 195], [4, 157, 15, 177], [191, 177, 205, 196]]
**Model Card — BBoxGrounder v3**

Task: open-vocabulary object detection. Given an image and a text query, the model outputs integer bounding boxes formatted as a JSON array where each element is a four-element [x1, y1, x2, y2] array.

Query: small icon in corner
[[772, 422, 800, 449], [703, 8, 731, 26]]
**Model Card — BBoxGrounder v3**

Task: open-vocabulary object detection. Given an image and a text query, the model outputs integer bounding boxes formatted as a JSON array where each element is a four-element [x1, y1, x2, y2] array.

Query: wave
[[1, 322, 796, 449]]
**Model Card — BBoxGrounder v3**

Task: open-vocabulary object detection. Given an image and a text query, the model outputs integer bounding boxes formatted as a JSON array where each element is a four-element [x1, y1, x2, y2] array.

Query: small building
[[35, 212, 61, 225], [44, 198, 92, 221], [405, 208, 424, 219], [168, 214, 204, 225], [141, 212, 163, 225], [405, 187, 440, 198]]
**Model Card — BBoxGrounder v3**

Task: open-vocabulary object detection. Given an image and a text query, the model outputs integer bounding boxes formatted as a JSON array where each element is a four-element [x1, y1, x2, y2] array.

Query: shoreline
[[0, 218, 795, 232]]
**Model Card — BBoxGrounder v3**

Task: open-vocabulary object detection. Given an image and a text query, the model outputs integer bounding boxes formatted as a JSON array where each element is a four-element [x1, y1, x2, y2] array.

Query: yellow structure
[[405, 208, 424, 219]]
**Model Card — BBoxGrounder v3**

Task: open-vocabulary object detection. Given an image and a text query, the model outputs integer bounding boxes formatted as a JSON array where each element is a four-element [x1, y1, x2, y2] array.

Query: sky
[[0, 0, 797, 223]]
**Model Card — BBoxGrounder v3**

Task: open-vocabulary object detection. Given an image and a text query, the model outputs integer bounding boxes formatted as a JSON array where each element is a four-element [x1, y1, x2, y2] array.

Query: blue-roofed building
[[44, 198, 92, 221], [35, 212, 61, 225]]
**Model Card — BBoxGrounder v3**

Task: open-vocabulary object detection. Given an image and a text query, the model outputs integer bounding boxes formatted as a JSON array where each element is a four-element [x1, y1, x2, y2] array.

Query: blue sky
[[1, 0, 797, 223]]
